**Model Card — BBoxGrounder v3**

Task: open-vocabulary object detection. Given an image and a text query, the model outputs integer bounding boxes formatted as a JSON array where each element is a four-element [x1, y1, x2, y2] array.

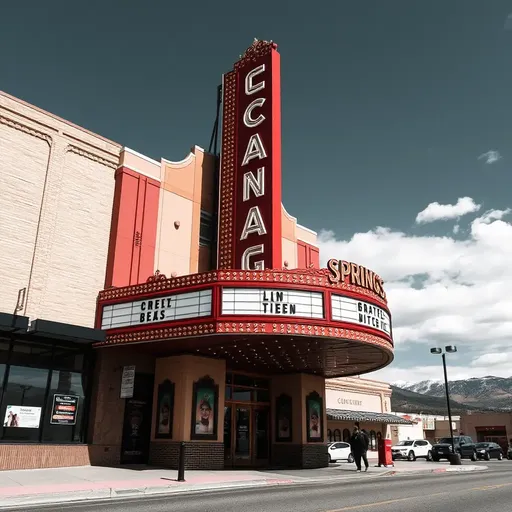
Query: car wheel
[[432, 455, 440, 462], [426, 451, 433, 461], [484, 452, 491, 461], [348, 454, 354, 463], [498, 453, 503, 461], [408, 450, 416, 461], [328, 454, 332, 463], [471, 451, 477, 462]]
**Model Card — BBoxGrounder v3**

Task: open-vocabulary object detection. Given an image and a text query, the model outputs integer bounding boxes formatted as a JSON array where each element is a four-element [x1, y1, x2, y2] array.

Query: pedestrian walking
[[350, 425, 370, 472], [360, 428, 370, 471]]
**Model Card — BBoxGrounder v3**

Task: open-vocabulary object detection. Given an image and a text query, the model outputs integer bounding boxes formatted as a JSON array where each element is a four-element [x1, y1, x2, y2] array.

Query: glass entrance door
[[234, 406, 251, 465], [253, 407, 269, 466], [224, 373, 270, 468]]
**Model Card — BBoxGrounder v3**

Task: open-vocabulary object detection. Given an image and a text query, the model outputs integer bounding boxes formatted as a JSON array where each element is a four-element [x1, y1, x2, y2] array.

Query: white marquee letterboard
[[221, 288, 324, 319], [331, 295, 391, 336], [101, 289, 212, 330]]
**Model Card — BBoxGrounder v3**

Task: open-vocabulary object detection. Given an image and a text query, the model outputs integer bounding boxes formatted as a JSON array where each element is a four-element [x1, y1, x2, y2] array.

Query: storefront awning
[[0, 313, 29, 333], [28, 319, 105, 344], [327, 408, 413, 425]]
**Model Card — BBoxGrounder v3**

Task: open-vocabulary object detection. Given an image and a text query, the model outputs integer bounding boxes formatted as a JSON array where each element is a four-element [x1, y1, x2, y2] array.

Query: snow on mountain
[[394, 375, 512, 411]]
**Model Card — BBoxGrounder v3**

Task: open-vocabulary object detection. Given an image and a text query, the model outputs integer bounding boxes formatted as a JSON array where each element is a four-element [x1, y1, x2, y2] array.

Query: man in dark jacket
[[350, 426, 370, 472]]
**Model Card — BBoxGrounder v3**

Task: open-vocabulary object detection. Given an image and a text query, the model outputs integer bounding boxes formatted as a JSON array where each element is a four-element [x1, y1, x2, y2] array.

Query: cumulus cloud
[[415, 197, 481, 224], [478, 150, 502, 164], [317, 200, 512, 383]]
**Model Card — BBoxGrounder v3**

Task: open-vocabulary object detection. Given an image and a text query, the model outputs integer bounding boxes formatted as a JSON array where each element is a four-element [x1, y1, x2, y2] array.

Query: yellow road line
[[326, 494, 446, 512], [326, 482, 512, 511]]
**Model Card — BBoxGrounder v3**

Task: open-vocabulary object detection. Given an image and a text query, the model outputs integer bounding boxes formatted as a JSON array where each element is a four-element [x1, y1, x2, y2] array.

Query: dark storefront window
[[0, 338, 91, 444], [199, 211, 213, 247], [225, 373, 270, 404], [369, 430, 377, 450]]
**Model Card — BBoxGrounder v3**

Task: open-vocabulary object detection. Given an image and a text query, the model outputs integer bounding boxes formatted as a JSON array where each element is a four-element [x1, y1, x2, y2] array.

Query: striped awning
[[327, 408, 413, 425]]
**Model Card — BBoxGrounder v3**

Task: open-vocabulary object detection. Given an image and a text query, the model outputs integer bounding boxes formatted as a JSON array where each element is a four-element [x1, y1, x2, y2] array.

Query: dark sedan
[[474, 442, 504, 460]]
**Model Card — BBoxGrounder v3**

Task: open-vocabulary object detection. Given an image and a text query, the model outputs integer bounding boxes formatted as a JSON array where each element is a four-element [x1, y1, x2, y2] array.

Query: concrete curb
[[383, 465, 489, 477], [0, 466, 489, 509], [0, 479, 295, 508]]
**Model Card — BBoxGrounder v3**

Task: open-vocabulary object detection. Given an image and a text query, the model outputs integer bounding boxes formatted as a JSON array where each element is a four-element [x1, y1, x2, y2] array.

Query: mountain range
[[391, 376, 512, 414]]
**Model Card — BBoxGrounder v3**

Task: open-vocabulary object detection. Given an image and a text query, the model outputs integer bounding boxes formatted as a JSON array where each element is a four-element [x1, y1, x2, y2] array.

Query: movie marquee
[[96, 263, 394, 377]]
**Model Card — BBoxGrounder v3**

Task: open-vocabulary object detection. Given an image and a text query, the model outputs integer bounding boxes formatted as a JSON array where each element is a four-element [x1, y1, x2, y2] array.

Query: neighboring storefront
[[0, 40, 396, 470], [460, 413, 512, 452], [0, 312, 102, 467], [326, 377, 411, 454], [390, 412, 461, 444]]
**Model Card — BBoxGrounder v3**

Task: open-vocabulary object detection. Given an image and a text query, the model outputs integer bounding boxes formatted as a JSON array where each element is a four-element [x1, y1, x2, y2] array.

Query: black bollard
[[177, 441, 186, 481]]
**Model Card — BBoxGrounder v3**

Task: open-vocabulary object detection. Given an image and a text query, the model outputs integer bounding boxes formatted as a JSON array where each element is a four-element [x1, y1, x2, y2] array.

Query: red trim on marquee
[[96, 269, 393, 346], [104, 167, 160, 288]]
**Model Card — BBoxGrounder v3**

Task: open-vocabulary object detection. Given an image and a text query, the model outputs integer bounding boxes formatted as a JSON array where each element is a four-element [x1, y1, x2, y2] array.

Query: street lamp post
[[430, 345, 461, 466]]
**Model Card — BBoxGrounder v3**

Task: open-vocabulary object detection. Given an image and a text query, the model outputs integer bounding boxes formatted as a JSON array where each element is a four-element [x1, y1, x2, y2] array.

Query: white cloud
[[478, 150, 502, 164], [452, 224, 460, 234], [318, 201, 512, 384], [415, 197, 481, 224]]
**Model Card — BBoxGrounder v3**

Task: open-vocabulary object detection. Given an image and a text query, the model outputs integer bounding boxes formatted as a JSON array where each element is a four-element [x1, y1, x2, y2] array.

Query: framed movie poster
[[155, 379, 175, 439], [306, 391, 324, 443], [275, 394, 293, 442], [190, 376, 218, 440]]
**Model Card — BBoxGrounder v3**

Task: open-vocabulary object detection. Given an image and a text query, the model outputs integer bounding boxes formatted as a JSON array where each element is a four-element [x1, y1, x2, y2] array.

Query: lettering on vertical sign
[[240, 64, 268, 270]]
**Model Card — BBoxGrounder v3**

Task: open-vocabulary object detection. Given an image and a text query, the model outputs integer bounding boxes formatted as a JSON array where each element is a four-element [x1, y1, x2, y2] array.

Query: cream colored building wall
[[296, 223, 318, 246], [0, 91, 120, 327], [155, 146, 215, 277], [326, 376, 392, 414], [120, 147, 161, 181]]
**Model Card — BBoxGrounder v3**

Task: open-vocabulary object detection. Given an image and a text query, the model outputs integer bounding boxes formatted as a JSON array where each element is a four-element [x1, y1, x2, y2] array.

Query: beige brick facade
[[0, 91, 121, 327]]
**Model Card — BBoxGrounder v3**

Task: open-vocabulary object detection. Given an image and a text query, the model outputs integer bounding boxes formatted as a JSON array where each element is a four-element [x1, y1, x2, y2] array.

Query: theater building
[[0, 40, 395, 470]]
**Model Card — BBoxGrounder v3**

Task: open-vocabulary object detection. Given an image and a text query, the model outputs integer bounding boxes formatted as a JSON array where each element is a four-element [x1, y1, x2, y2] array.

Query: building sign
[[50, 394, 79, 425], [218, 39, 282, 271], [101, 289, 212, 330], [327, 259, 387, 301], [221, 288, 324, 319], [331, 295, 391, 337], [337, 398, 363, 407], [326, 389, 382, 412], [3, 405, 42, 428], [120, 365, 136, 399]]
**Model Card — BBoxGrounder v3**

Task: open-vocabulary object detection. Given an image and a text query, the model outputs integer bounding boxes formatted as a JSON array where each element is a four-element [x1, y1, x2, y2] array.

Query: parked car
[[391, 440, 433, 461], [327, 442, 354, 463], [431, 435, 476, 461], [474, 442, 504, 460], [508, 446, 512, 460]]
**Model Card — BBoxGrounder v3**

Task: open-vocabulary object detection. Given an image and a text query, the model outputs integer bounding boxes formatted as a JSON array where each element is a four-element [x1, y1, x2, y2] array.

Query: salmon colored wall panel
[[297, 240, 307, 269], [105, 167, 160, 288], [296, 240, 319, 269], [105, 169, 138, 287], [139, 179, 160, 283], [309, 245, 320, 269]]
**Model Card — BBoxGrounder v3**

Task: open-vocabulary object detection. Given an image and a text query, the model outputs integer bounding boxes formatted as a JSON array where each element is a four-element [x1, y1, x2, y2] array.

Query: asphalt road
[[11, 462, 512, 512]]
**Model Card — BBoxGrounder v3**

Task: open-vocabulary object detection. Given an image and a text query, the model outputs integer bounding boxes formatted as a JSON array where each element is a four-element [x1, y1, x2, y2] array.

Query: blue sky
[[2, 1, 512, 382]]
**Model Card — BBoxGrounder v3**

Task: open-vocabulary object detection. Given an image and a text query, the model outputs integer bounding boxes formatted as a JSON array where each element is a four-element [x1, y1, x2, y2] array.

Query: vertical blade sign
[[218, 40, 282, 270]]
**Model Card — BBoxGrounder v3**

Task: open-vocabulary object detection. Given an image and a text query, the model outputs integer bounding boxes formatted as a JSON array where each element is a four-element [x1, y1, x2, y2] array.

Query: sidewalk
[[0, 460, 488, 509]]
